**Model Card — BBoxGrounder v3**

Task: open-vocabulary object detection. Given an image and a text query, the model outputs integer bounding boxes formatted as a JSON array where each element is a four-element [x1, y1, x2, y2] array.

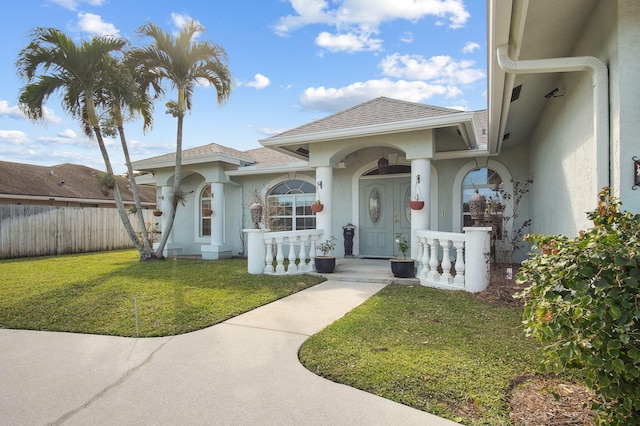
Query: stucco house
[[132, 0, 639, 292]]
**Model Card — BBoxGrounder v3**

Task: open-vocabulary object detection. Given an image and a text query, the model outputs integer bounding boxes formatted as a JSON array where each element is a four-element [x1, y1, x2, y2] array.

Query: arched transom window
[[267, 180, 316, 232], [462, 168, 504, 239]]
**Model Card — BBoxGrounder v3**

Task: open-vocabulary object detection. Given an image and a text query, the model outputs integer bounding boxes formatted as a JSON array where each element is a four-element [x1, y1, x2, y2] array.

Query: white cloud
[[462, 41, 480, 54], [0, 100, 63, 124], [171, 13, 203, 37], [77, 13, 119, 36], [43, 107, 64, 125], [0, 100, 26, 120], [275, 0, 470, 38], [400, 31, 414, 43], [380, 53, 484, 85], [245, 74, 271, 90], [0, 130, 29, 145], [259, 127, 289, 137], [58, 129, 78, 139], [316, 30, 382, 53], [299, 78, 451, 112], [50, 0, 104, 11]]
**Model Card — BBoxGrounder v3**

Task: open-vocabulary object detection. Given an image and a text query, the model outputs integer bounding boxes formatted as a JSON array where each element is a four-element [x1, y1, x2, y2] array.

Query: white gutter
[[496, 44, 610, 190]]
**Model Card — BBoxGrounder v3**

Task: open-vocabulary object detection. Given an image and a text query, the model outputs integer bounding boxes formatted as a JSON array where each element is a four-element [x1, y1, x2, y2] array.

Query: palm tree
[[98, 53, 161, 259], [16, 27, 145, 254], [131, 20, 232, 258]]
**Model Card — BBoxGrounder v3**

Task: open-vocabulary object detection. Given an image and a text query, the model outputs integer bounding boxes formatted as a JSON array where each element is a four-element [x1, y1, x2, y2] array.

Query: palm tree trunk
[[92, 124, 144, 253], [154, 113, 183, 257], [117, 125, 155, 259]]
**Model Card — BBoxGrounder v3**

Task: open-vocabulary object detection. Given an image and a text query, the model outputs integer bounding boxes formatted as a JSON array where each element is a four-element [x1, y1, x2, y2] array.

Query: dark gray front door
[[359, 177, 411, 257]]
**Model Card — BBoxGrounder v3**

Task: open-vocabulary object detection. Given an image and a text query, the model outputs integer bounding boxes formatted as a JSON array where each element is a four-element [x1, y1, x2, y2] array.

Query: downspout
[[496, 45, 610, 190]]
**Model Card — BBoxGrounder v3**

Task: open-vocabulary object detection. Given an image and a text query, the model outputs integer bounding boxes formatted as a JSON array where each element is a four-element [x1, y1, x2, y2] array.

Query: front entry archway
[[358, 176, 411, 257]]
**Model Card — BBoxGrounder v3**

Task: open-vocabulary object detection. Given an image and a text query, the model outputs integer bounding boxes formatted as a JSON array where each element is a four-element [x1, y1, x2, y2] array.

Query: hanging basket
[[409, 200, 424, 210], [311, 203, 324, 213]]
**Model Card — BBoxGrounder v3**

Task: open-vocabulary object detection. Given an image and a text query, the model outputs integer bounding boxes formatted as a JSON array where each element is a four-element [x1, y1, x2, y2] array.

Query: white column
[[463, 227, 492, 292], [211, 182, 224, 246], [410, 158, 431, 259], [201, 182, 232, 260], [315, 166, 333, 242], [244, 229, 268, 274]]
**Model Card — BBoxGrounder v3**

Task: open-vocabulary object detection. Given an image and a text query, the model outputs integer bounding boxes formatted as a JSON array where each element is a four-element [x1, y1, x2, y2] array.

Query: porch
[[244, 227, 492, 293], [316, 257, 420, 285]]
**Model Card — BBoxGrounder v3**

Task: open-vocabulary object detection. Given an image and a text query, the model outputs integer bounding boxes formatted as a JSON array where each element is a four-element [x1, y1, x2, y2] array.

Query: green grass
[[0, 250, 324, 337], [299, 284, 546, 425]]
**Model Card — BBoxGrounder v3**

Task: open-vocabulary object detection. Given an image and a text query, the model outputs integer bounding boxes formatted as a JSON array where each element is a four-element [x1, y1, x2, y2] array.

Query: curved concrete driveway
[[0, 280, 458, 425]]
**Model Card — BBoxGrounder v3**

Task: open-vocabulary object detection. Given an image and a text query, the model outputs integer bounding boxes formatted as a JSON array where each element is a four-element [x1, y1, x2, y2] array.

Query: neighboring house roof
[[0, 161, 156, 205], [269, 97, 465, 139]]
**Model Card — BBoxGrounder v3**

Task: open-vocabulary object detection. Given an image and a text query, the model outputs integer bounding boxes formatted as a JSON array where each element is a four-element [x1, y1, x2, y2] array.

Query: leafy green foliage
[[0, 250, 323, 337], [300, 285, 545, 425], [517, 188, 640, 424]]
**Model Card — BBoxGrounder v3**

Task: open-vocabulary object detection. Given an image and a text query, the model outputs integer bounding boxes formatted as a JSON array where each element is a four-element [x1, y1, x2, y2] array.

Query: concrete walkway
[[0, 279, 458, 425]]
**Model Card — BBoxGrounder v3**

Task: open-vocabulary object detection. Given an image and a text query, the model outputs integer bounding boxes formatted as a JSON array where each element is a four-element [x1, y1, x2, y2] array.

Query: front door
[[359, 176, 411, 257]]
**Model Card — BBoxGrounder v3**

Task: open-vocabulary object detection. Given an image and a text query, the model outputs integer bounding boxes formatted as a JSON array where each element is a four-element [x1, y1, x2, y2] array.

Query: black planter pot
[[390, 258, 415, 278], [315, 256, 336, 273]]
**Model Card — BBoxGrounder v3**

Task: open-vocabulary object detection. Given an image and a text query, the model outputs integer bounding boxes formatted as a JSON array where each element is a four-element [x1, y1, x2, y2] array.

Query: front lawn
[[0, 250, 324, 337], [299, 284, 575, 425]]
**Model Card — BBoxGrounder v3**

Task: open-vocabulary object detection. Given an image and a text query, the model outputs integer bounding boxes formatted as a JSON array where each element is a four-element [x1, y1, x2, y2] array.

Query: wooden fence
[[0, 205, 155, 259]]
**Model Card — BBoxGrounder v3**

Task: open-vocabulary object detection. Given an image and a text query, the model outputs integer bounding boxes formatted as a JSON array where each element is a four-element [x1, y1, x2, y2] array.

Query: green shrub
[[516, 188, 640, 425]]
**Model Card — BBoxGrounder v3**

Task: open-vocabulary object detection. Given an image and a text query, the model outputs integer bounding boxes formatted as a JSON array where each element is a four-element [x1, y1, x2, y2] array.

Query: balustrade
[[261, 229, 324, 275]]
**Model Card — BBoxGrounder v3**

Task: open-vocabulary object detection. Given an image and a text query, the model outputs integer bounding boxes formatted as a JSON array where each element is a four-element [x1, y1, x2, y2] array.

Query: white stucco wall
[[525, 1, 616, 236], [612, 0, 640, 213]]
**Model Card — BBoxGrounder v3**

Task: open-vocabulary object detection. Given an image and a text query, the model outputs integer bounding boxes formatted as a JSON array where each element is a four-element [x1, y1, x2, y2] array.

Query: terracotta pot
[[409, 200, 424, 210], [311, 203, 324, 213]]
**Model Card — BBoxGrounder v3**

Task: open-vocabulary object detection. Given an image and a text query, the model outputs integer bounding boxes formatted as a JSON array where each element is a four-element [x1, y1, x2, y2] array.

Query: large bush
[[517, 188, 640, 425]]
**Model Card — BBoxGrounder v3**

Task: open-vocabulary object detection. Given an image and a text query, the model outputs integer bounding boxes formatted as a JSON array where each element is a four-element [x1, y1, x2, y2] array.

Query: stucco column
[[315, 166, 333, 242], [210, 182, 224, 246], [201, 182, 231, 259], [410, 158, 431, 260]]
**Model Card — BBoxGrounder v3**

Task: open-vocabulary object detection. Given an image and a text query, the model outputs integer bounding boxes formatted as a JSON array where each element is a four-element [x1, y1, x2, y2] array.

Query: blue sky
[[0, 0, 486, 174]]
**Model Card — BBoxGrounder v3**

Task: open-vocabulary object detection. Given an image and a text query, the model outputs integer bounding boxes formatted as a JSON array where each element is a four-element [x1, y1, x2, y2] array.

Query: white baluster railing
[[415, 228, 490, 292], [262, 229, 324, 275]]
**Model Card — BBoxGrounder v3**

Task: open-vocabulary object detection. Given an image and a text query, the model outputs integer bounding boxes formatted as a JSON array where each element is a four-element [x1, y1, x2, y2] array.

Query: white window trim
[[453, 160, 513, 232]]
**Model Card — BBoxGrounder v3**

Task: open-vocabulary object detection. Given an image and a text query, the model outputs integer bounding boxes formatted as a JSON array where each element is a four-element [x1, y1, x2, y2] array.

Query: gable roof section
[[260, 97, 482, 159], [132, 143, 256, 170], [269, 97, 464, 139], [0, 161, 155, 204]]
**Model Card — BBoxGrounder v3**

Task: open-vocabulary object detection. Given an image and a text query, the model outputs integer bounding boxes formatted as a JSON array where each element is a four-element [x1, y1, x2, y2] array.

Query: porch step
[[315, 258, 420, 286]]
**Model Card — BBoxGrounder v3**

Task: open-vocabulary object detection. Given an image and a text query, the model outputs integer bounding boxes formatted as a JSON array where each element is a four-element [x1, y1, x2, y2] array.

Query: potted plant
[[315, 236, 337, 273], [153, 210, 163, 217], [390, 233, 415, 278], [310, 200, 324, 213]]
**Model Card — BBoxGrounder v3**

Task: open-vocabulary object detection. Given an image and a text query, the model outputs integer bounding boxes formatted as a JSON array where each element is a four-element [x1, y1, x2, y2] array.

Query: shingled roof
[[266, 97, 465, 139], [135, 143, 255, 167], [0, 161, 156, 204]]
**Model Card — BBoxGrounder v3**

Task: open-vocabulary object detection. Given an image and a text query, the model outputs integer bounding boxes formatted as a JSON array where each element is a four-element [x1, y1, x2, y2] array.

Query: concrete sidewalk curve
[[0, 280, 458, 425]]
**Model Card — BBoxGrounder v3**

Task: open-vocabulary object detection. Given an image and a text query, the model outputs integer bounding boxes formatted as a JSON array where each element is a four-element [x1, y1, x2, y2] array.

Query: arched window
[[200, 185, 212, 237], [267, 180, 316, 232], [462, 168, 504, 238]]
